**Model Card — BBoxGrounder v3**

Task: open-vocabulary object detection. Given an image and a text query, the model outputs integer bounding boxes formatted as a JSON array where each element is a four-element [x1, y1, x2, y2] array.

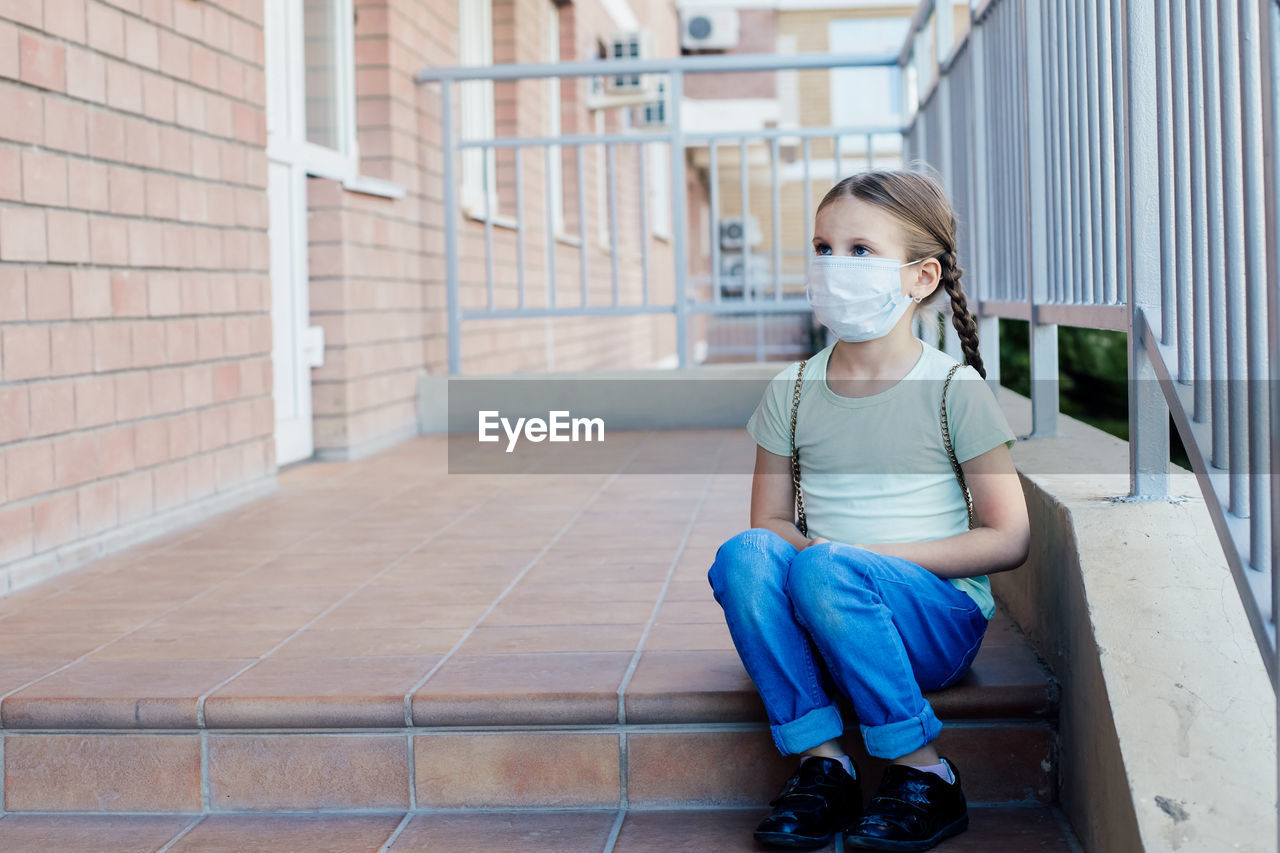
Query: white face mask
[[805, 255, 925, 342]]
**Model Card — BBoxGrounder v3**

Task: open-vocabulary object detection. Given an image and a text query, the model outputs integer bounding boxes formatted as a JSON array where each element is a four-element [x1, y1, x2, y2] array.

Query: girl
[[707, 169, 1030, 852]]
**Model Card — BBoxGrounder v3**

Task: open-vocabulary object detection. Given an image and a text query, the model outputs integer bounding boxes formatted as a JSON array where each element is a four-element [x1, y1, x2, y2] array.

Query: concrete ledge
[[992, 387, 1276, 853], [314, 421, 421, 463], [1, 475, 278, 596]]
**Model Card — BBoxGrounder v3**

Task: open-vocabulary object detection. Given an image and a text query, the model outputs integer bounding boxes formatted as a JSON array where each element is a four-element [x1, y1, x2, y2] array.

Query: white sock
[[804, 753, 855, 778], [909, 758, 954, 784]]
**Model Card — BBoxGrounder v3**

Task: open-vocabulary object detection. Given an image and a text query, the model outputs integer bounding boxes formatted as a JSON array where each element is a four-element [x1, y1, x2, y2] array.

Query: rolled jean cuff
[[771, 703, 844, 755], [860, 703, 943, 759]]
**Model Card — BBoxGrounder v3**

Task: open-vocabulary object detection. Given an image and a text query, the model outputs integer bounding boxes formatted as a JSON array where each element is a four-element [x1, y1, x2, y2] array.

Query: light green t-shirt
[[746, 338, 1017, 620]]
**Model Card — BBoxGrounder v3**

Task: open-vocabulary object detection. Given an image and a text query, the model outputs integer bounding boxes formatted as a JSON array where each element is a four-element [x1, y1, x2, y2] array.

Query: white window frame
[[648, 142, 670, 240], [267, 0, 360, 182], [828, 17, 910, 150], [460, 0, 498, 218]]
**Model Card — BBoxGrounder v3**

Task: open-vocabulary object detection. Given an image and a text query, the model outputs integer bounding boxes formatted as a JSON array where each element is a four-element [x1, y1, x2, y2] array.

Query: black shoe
[[843, 757, 968, 851], [753, 756, 862, 849]]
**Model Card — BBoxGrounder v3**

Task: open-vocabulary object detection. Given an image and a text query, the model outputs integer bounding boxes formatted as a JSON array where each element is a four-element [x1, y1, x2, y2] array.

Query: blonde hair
[[816, 168, 985, 378]]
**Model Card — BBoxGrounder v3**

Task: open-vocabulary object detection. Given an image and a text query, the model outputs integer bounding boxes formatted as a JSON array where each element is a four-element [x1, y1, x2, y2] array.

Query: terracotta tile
[[207, 734, 410, 811], [411, 652, 631, 726], [5, 734, 201, 811], [2, 658, 254, 728], [308, 602, 490, 630], [504, 581, 666, 603], [91, 627, 296, 661], [461, 623, 645, 654], [613, 809, 792, 852], [344, 583, 508, 607], [414, 732, 619, 807], [624, 651, 765, 724], [627, 730, 793, 807], [0, 605, 155, 634], [389, 811, 615, 852], [642, 620, 735, 651], [203, 655, 440, 728], [654, 599, 726, 623], [0, 815, 194, 852], [0, 658, 89, 694], [927, 644, 1056, 719], [272, 627, 464, 658], [170, 814, 405, 852], [922, 804, 1077, 851], [145, 604, 327, 631], [483, 600, 655, 627], [663, 579, 717, 601]]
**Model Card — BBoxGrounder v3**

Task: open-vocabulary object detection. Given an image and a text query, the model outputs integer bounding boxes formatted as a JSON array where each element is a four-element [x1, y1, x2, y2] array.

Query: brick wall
[[0, 0, 273, 589]]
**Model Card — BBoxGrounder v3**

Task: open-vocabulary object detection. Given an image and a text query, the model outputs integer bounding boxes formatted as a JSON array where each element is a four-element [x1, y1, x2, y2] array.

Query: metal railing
[[415, 52, 904, 370], [901, 0, 1280, 834]]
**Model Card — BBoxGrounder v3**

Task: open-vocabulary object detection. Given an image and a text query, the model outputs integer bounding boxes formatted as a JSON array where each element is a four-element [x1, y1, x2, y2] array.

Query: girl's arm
[[749, 444, 822, 552], [858, 443, 1030, 579]]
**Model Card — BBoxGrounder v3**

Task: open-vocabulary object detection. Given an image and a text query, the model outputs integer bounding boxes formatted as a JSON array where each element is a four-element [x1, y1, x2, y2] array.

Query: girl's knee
[[787, 543, 874, 606], [708, 528, 794, 598]]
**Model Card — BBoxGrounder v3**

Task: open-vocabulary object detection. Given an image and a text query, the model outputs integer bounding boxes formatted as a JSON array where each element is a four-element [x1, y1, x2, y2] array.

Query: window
[[546, 4, 564, 233], [829, 18, 910, 153], [267, 0, 358, 180], [459, 0, 497, 216]]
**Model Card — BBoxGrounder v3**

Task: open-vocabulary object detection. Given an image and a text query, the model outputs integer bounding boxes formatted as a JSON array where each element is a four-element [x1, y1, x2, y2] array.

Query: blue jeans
[[707, 528, 989, 759]]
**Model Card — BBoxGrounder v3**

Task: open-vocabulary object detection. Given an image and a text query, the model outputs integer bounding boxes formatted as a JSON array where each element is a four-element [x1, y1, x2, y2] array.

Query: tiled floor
[[0, 432, 1077, 849], [0, 805, 1082, 852]]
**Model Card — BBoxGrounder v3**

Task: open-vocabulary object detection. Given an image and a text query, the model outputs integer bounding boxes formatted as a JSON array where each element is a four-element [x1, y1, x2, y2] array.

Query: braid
[[938, 248, 985, 379]]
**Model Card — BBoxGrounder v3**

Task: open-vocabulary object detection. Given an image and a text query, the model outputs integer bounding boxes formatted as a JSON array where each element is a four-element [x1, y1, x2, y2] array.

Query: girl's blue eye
[[815, 245, 832, 256], [852, 245, 871, 256]]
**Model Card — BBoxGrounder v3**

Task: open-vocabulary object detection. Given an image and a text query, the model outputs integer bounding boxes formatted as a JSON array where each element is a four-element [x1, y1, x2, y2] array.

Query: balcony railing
[[901, 0, 1280, 841]]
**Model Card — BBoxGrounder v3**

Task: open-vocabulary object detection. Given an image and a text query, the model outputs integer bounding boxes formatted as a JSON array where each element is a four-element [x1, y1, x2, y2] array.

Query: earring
[[911, 295, 923, 303]]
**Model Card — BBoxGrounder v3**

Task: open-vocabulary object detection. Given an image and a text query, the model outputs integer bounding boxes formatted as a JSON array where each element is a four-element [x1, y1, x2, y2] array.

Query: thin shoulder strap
[[941, 363, 977, 530], [790, 360, 808, 537]]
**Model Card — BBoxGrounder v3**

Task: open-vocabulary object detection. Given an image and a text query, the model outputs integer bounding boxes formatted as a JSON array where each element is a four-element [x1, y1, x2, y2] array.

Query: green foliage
[[996, 319, 1189, 468]]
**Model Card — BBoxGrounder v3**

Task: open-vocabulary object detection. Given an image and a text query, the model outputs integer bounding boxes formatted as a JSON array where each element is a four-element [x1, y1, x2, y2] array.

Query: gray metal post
[[440, 79, 462, 375], [670, 70, 689, 367], [1125, 0, 1169, 497], [1023, 0, 1058, 438]]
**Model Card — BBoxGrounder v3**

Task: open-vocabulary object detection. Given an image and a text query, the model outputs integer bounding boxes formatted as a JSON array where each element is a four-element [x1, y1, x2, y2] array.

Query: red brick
[[0, 504, 34, 564], [26, 268, 71, 322], [134, 417, 169, 467], [163, 318, 196, 365], [19, 33, 66, 92], [0, 266, 25, 321], [86, 1, 126, 58], [78, 479, 117, 536], [97, 424, 135, 476], [185, 452, 215, 500], [141, 71, 175, 123], [0, 84, 43, 145], [157, 29, 189, 78], [217, 53, 244, 101], [153, 459, 186, 510], [89, 215, 129, 266], [149, 367, 184, 415], [73, 374, 116, 428], [180, 273, 210, 314], [189, 135, 220, 180], [0, 20, 20, 80], [196, 317, 224, 360], [131, 320, 166, 367], [43, 98, 88, 155], [0, 207, 48, 262], [67, 158, 110, 210], [45, 0, 87, 43], [3, 325, 51, 381], [92, 321, 132, 372], [110, 271, 147, 317], [171, 0, 202, 38], [116, 469, 153, 522], [128, 219, 164, 267], [114, 370, 152, 420], [226, 399, 254, 443], [29, 380, 76, 438], [167, 410, 199, 457], [182, 364, 212, 408], [124, 117, 160, 168], [211, 362, 241, 403], [33, 491, 79, 551], [212, 444, 244, 489], [46, 209, 91, 264], [0, 144, 19, 201], [162, 222, 195, 268], [208, 271, 238, 313], [53, 431, 98, 489], [105, 58, 143, 113], [190, 43, 218, 90], [88, 110, 126, 161], [137, 0, 170, 26], [124, 15, 159, 68], [199, 404, 228, 452], [21, 149, 68, 206], [175, 82, 206, 130], [50, 322, 94, 377], [70, 269, 110, 319], [8, 439, 55, 501], [65, 46, 106, 103], [144, 172, 178, 219], [0, 386, 30, 443]]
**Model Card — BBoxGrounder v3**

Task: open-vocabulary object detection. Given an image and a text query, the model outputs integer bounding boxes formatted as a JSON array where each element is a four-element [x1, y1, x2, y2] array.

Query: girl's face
[[812, 196, 939, 301]]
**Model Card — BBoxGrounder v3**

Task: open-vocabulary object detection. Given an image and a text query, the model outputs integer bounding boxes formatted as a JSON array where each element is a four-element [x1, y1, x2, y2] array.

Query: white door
[[265, 0, 320, 465]]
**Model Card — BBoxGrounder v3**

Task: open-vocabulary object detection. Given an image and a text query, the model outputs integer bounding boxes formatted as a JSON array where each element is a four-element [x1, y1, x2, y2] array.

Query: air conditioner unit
[[605, 30, 657, 95], [719, 253, 771, 297], [719, 216, 762, 251], [681, 9, 740, 52]]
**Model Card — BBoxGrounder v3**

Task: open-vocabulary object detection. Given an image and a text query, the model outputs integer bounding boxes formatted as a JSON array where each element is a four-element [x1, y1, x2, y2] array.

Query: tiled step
[[0, 805, 1082, 852]]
